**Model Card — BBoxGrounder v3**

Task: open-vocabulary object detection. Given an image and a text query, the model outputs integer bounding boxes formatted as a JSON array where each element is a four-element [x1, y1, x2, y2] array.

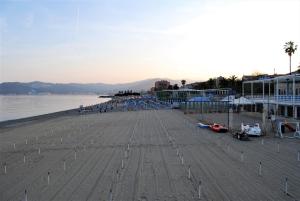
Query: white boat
[[197, 122, 210, 128], [241, 123, 261, 136]]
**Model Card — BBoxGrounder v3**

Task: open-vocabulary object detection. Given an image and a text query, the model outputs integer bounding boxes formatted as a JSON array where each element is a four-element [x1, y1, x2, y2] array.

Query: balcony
[[245, 95, 300, 105]]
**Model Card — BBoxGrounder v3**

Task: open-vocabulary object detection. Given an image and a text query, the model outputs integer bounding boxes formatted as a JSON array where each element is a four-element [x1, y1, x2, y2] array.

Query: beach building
[[156, 89, 202, 102], [242, 73, 300, 119], [156, 88, 233, 102]]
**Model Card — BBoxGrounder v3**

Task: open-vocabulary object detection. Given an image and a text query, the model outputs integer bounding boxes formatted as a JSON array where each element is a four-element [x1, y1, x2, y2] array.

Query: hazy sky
[[0, 0, 300, 84]]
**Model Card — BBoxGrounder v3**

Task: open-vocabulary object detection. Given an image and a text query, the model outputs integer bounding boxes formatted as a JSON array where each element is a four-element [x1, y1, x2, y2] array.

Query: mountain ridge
[[0, 78, 193, 94]]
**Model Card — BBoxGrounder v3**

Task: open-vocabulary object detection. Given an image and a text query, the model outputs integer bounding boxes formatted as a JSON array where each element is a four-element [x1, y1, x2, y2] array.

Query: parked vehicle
[[197, 122, 210, 128], [241, 123, 261, 136], [210, 123, 228, 133]]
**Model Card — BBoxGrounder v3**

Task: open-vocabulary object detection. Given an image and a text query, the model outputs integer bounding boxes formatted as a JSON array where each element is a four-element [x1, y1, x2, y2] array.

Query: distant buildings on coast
[[152, 71, 300, 120]]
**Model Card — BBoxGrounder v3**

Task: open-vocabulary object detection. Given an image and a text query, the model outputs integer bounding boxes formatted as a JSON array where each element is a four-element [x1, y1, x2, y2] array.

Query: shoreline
[[0, 96, 166, 129], [0, 99, 113, 129], [0, 108, 80, 129]]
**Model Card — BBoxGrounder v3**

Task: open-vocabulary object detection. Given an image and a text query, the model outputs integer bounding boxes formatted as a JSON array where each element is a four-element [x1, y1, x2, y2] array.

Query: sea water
[[0, 95, 110, 122]]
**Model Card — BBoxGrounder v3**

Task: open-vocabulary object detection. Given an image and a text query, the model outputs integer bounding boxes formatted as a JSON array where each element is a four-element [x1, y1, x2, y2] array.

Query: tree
[[207, 78, 215, 89], [234, 78, 243, 94], [229, 75, 237, 82], [219, 77, 229, 88], [284, 41, 298, 74], [167, 85, 173, 90], [173, 84, 179, 90], [181, 80, 186, 88], [228, 75, 237, 88]]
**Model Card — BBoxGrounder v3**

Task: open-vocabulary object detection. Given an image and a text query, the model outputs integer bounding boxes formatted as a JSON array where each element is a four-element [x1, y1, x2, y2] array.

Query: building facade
[[156, 88, 232, 102], [242, 74, 300, 119]]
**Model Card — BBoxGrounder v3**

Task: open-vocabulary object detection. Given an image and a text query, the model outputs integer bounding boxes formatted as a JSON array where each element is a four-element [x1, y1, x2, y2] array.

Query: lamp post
[[227, 90, 230, 129], [268, 80, 273, 119]]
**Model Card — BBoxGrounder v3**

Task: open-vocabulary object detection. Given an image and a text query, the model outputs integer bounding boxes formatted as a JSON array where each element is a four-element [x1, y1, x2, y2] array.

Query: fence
[[180, 101, 229, 114], [245, 95, 300, 104]]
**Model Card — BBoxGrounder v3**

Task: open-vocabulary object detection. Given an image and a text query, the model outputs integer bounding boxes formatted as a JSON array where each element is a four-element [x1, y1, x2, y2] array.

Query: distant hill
[[0, 78, 186, 95]]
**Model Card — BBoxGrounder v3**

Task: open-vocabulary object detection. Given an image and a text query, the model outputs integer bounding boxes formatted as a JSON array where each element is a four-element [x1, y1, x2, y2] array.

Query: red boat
[[210, 123, 228, 133]]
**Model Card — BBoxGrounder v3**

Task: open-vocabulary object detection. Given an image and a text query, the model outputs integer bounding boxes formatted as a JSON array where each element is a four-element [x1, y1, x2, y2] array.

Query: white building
[[242, 74, 300, 119], [156, 88, 232, 102]]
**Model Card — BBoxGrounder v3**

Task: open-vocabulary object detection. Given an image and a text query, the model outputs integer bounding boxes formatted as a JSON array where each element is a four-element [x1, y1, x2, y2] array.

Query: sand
[[0, 110, 299, 201]]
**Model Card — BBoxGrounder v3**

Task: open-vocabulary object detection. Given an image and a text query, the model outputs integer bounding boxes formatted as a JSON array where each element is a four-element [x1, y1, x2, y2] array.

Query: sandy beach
[[0, 109, 299, 201]]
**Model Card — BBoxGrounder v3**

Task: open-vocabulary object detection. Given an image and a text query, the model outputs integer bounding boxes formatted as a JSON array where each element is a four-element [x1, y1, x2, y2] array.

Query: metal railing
[[245, 95, 300, 103]]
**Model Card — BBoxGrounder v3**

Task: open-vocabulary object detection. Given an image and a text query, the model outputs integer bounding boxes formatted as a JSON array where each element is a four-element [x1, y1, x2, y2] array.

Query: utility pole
[[227, 90, 230, 130]]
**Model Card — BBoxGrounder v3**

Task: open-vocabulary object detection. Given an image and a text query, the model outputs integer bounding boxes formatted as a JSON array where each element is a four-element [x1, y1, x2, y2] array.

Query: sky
[[0, 0, 300, 84]]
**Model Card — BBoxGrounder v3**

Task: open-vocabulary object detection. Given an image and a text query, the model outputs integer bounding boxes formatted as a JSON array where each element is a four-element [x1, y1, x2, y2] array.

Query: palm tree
[[284, 41, 298, 74], [219, 77, 229, 88], [181, 80, 186, 88], [228, 75, 237, 88], [229, 75, 237, 82]]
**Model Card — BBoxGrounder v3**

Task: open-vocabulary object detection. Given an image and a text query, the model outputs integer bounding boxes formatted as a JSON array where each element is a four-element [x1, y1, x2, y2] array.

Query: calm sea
[[0, 95, 110, 122]]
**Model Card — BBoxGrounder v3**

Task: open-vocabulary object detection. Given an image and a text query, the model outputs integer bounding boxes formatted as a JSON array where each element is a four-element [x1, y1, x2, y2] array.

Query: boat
[[241, 123, 261, 136], [210, 123, 228, 133], [197, 122, 209, 128]]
